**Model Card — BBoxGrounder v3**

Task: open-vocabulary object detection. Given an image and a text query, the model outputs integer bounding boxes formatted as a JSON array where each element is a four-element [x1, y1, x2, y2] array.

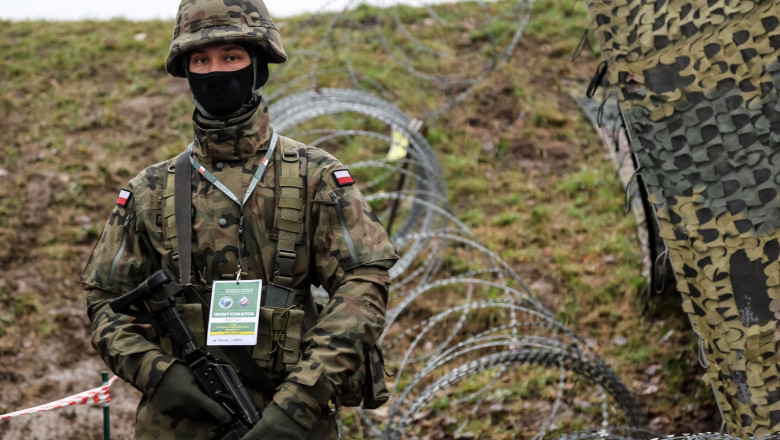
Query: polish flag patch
[[116, 189, 132, 207], [198, 166, 206, 174], [262, 157, 269, 166], [333, 169, 355, 186]]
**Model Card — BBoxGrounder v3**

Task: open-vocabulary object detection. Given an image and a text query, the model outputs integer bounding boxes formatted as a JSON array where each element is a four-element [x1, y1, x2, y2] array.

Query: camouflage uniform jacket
[[81, 100, 398, 438]]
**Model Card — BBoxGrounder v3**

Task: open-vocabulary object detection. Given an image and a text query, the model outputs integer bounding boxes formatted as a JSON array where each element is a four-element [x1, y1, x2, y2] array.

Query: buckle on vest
[[282, 148, 299, 163], [275, 249, 296, 277]]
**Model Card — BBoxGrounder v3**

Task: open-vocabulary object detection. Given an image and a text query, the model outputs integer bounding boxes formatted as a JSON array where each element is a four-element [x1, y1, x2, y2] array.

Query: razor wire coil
[[270, 85, 649, 439]]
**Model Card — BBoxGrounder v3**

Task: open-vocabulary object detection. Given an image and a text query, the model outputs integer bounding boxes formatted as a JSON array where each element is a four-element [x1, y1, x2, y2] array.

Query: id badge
[[206, 279, 262, 346]]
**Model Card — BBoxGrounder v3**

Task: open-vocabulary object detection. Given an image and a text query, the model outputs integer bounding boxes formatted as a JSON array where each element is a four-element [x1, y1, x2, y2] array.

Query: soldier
[[80, 1, 398, 439]]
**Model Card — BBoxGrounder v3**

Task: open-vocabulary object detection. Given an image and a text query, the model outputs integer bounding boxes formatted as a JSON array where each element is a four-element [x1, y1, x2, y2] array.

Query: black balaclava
[[188, 65, 254, 118], [186, 46, 270, 120]]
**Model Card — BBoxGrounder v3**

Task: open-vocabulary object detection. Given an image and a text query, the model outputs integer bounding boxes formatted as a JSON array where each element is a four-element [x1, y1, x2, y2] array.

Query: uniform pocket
[[314, 189, 362, 271], [363, 344, 391, 409], [329, 192, 359, 268], [107, 212, 135, 288], [251, 307, 304, 372], [338, 343, 390, 409], [338, 364, 366, 407]]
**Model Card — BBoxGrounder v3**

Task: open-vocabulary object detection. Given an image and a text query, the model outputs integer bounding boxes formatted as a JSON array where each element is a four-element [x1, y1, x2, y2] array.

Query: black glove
[[149, 363, 231, 424], [239, 402, 309, 440]]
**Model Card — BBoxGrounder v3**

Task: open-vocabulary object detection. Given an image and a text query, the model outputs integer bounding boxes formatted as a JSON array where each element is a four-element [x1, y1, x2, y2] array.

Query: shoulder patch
[[116, 189, 132, 207], [333, 169, 355, 186]]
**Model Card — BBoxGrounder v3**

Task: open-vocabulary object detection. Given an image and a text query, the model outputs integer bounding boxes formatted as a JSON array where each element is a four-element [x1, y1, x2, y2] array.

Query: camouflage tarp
[[584, 0, 780, 437]]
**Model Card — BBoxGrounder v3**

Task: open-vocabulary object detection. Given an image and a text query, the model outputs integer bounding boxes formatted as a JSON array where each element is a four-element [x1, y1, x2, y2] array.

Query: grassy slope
[[0, 0, 718, 437]]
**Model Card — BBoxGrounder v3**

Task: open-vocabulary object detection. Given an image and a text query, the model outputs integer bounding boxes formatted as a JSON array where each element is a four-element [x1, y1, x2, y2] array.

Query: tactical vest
[[163, 135, 308, 291], [160, 135, 389, 409]]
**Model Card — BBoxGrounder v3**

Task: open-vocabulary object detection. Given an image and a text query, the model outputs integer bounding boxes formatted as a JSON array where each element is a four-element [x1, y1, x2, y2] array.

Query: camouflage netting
[[583, 0, 780, 436]]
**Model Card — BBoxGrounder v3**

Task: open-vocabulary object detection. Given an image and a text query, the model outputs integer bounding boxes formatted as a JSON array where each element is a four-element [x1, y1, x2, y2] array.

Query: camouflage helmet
[[166, 0, 287, 78]]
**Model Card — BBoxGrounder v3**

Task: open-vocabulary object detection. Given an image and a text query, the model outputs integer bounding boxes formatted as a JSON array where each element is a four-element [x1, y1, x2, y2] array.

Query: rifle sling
[[174, 152, 192, 286]]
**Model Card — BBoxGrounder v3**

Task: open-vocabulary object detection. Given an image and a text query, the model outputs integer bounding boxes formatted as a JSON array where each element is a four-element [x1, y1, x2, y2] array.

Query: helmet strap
[[249, 52, 263, 104]]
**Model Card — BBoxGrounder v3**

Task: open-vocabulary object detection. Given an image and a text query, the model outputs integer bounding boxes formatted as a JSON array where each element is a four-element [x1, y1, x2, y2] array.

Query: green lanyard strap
[[186, 131, 278, 280]]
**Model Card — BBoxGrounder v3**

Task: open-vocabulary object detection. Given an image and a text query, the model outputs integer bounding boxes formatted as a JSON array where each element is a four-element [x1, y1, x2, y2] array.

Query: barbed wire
[[270, 87, 648, 439], [554, 429, 780, 440], [267, 0, 535, 121]]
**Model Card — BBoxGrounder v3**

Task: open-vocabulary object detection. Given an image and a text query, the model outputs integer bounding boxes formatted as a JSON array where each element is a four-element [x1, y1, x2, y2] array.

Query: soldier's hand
[[150, 363, 231, 424], [240, 402, 308, 440]]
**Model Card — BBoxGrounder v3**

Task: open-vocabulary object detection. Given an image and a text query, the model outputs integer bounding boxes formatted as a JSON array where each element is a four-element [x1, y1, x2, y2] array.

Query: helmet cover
[[166, 0, 287, 78]]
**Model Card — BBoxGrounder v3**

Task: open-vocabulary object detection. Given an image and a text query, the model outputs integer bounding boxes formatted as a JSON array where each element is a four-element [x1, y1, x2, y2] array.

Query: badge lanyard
[[187, 131, 279, 281]]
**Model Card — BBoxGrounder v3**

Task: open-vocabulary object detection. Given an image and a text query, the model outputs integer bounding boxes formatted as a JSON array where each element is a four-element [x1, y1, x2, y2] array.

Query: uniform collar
[[191, 98, 272, 161]]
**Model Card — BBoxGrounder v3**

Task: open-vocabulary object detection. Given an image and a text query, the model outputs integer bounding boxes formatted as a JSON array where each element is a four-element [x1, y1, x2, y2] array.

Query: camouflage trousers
[[134, 395, 338, 440]]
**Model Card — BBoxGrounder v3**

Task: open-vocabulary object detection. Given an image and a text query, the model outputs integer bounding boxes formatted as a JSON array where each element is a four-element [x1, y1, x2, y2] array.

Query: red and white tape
[[1, 375, 118, 420]]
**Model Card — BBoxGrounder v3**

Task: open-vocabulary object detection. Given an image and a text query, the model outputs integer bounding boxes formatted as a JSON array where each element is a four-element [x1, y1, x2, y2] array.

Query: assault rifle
[[110, 270, 260, 440]]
